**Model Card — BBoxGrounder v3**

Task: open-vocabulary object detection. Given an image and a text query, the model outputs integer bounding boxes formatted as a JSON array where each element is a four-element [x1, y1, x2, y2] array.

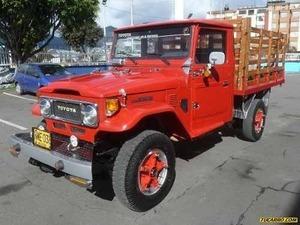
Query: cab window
[[27, 66, 40, 77], [195, 29, 226, 64]]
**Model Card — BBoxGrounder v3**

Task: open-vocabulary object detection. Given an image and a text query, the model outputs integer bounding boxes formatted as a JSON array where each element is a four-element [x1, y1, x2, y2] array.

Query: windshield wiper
[[147, 53, 170, 65], [117, 51, 137, 65]]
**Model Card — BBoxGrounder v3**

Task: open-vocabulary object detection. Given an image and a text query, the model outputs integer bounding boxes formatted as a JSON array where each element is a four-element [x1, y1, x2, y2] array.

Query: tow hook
[[9, 144, 21, 157]]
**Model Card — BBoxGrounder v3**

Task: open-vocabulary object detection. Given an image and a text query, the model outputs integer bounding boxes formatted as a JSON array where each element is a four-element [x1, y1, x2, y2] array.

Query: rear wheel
[[241, 99, 266, 142], [112, 130, 175, 212]]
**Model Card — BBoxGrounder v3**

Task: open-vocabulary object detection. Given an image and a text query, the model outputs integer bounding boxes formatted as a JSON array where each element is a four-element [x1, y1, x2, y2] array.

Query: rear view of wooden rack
[[226, 18, 287, 95]]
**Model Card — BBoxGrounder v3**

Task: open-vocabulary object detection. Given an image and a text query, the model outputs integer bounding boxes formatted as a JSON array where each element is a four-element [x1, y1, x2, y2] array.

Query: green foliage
[[0, 0, 99, 64], [61, 20, 103, 53]]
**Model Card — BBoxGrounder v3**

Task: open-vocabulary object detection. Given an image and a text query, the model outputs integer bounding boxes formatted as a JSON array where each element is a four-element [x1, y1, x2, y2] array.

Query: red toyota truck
[[9, 18, 287, 211]]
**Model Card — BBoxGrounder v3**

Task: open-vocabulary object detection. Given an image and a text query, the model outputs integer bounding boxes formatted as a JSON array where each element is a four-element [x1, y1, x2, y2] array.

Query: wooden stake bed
[[226, 18, 287, 96]]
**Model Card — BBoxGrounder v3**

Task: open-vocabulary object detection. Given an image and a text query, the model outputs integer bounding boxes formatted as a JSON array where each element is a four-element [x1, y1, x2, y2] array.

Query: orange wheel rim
[[254, 109, 264, 134], [138, 149, 168, 195]]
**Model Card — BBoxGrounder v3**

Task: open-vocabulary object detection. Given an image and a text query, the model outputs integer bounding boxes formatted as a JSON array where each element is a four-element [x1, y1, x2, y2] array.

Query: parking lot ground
[[0, 75, 300, 225]]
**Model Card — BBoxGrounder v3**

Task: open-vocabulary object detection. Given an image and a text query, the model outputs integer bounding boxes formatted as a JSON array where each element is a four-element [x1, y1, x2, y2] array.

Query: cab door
[[190, 27, 234, 135], [24, 65, 41, 93]]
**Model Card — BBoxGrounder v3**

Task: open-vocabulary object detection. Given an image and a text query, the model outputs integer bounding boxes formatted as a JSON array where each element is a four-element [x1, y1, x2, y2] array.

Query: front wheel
[[112, 130, 175, 212], [241, 99, 266, 142], [15, 83, 24, 95]]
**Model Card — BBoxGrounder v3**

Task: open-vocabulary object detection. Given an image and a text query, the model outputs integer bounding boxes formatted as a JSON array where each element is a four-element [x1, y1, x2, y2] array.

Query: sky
[[97, 0, 268, 28]]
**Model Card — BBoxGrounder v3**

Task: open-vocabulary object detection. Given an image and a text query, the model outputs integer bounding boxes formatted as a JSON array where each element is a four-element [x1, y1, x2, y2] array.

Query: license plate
[[32, 128, 51, 150]]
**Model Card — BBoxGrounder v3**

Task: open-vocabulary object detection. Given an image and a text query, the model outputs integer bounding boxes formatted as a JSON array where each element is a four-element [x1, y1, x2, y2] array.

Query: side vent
[[168, 94, 178, 107], [180, 99, 188, 113]]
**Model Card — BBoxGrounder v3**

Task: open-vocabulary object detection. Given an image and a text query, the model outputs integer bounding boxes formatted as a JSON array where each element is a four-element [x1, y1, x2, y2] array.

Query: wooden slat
[[218, 18, 287, 92], [256, 29, 263, 78]]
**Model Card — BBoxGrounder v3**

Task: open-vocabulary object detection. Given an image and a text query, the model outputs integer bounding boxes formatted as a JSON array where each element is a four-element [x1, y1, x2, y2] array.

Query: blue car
[[15, 63, 72, 95]]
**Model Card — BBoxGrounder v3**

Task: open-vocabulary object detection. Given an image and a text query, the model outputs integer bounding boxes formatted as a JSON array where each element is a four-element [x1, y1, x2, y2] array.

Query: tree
[[0, 0, 99, 64], [61, 20, 103, 53]]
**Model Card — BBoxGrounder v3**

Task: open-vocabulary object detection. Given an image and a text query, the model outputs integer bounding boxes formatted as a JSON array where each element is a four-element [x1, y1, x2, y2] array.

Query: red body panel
[[34, 19, 284, 143]]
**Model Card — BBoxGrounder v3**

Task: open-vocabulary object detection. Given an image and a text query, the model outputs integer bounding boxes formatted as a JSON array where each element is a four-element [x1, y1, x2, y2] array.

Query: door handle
[[222, 81, 229, 87], [192, 102, 200, 109]]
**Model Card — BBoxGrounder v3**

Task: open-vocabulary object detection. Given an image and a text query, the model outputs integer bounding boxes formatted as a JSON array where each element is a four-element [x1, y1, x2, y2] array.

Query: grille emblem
[[57, 105, 77, 113]]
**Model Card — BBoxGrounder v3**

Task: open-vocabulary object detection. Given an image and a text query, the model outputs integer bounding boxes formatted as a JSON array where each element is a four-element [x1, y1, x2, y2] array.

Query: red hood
[[39, 70, 180, 98]]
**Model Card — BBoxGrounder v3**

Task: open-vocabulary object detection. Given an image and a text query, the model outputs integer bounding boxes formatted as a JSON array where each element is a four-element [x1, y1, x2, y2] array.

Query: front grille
[[51, 134, 93, 162], [53, 101, 82, 123]]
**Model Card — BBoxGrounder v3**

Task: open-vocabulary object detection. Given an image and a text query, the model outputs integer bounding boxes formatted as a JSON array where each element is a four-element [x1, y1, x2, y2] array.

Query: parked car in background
[[15, 63, 72, 95]]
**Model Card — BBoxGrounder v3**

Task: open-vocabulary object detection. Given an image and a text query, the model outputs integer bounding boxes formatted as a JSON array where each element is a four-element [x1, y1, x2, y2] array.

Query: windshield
[[40, 65, 71, 76], [113, 26, 191, 59]]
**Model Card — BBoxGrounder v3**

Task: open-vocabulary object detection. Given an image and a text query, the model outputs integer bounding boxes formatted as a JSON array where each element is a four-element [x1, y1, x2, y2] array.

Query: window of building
[[239, 10, 246, 15], [248, 10, 254, 15], [257, 16, 264, 22], [257, 9, 266, 13], [196, 29, 226, 64]]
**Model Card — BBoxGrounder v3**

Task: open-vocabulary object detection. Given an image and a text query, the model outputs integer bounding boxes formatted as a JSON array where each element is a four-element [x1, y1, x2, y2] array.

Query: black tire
[[15, 83, 24, 95], [242, 99, 266, 142], [112, 130, 175, 212]]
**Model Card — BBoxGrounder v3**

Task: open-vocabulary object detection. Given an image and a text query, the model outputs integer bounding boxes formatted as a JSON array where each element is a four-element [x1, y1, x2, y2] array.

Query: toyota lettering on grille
[[57, 105, 77, 113]]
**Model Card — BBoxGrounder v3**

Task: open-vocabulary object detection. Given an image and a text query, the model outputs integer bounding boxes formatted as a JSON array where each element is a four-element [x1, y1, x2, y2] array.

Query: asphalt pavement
[[0, 75, 299, 225]]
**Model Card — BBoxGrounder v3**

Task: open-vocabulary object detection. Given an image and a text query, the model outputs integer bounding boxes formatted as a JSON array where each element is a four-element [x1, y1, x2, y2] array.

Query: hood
[[39, 71, 180, 98]]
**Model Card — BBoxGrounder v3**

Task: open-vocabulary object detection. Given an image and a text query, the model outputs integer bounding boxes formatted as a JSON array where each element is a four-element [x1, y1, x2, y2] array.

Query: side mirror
[[209, 52, 225, 65]]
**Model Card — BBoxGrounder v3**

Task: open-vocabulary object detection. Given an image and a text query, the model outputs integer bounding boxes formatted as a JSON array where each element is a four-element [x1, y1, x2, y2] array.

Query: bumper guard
[[8, 133, 92, 180]]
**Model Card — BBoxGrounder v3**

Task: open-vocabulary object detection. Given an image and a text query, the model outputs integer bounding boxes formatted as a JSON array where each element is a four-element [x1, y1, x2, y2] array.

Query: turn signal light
[[106, 98, 120, 116]]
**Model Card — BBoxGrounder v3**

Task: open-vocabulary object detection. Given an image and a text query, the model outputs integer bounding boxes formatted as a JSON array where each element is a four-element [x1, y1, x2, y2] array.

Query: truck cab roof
[[115, 19, 233, 32]]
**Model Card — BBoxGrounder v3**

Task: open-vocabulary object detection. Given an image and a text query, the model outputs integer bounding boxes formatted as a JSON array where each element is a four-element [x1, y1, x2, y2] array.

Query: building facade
[[207, 7, 268, 29], [207, 0, 300, 52]]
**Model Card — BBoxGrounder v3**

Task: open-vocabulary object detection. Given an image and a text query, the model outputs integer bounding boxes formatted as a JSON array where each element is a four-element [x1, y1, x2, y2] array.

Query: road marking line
[[0, 118, 27, 131], [2, 92, 37, 102]]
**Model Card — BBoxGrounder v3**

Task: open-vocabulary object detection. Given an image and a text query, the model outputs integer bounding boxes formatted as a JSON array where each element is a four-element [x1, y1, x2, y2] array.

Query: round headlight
[[40, 98, 51, 116], [81, 105, 98, 127]]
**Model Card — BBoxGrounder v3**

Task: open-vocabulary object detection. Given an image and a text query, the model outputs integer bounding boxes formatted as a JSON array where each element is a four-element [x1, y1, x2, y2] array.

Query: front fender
[[99, 103, 175, 132]]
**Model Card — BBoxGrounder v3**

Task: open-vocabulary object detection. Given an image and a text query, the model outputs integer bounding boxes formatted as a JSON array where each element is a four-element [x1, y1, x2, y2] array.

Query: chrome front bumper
[[8, 133, 92, 180]]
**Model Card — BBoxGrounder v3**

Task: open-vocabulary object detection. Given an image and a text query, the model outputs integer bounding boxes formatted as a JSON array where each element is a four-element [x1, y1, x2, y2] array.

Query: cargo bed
[[226, 18, 287, 96]]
